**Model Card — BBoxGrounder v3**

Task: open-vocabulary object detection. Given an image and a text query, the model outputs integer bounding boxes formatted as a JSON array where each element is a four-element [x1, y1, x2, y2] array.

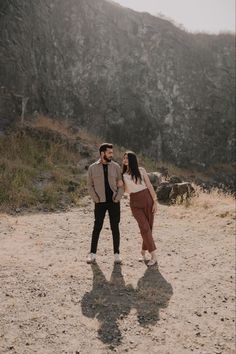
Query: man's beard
[[104, 155, 112, 162]]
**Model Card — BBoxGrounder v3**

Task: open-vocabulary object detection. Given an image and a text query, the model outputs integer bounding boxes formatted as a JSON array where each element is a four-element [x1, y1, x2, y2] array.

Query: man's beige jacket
[[87, 159, 124, 203]]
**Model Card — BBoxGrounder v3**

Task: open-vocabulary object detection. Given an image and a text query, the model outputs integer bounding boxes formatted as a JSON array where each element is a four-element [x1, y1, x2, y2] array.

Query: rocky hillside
[[0, 0, 235, 168], [0, 116, 159, 213]]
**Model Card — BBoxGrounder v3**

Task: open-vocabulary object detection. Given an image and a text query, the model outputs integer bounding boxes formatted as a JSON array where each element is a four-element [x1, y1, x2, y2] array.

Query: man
[[87, 143, 124, 264]]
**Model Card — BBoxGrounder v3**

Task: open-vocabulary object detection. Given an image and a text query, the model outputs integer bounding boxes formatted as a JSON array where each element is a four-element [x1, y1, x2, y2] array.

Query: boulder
[[169, 175, 182, 184], [153, 174, 195, 203], [169, 182, 195, 203], [147, 172, 164, 191], [156, 181, 173, 202]]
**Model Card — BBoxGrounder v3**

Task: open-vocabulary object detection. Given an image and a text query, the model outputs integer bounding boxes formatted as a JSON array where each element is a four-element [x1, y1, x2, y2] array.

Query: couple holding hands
[[87, 143, 158, 267]]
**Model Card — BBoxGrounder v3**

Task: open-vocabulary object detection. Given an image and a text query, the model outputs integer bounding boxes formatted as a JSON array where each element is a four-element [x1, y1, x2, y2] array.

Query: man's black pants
[[90, 202, 120, 254]]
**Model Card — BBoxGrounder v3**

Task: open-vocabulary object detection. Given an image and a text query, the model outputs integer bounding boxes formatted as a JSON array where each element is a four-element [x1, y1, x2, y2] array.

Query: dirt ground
[[0, 195, 235, 354]]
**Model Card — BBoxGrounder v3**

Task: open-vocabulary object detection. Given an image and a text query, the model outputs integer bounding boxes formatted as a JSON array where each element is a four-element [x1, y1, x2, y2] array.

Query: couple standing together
[[87, 143, 158, 267]]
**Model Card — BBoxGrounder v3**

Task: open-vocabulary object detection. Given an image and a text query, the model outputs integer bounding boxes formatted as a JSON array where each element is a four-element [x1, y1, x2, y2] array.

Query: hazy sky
[[113, 0, 235, 33]]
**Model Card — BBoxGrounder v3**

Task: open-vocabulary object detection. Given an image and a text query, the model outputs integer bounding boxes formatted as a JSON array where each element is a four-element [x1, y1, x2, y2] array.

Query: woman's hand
[[117, 179, 124, 188], [152, 200, 158, 214]]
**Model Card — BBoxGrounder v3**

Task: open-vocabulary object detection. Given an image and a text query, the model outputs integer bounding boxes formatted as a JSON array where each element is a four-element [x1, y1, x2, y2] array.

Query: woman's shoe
[[147, 259, 158, 267], [139, 250, 149, 262]]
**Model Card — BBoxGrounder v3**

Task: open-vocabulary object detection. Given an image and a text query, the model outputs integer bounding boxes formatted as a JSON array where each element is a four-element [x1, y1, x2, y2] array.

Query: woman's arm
[[141, 167, 158, 213], [113, 167, 124, 202]]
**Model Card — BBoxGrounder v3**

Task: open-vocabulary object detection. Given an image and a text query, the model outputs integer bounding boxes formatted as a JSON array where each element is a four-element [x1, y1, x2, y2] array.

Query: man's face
[[102, 148, 113, 162]]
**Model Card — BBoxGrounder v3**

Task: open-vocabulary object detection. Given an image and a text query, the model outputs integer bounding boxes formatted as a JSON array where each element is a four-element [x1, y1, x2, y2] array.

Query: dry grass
[[32, 115, 102, 146], [170, 184, 236, 221], [1, 115, 234, 215], [191, 184, 235, 209], [0, 117, 88, 212], [78, 127, 102, 146], [32, 115, 75, 139]]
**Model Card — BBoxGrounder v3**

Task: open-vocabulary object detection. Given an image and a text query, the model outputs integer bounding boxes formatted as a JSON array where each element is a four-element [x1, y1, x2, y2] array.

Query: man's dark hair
[[99, 143, 113, 154]]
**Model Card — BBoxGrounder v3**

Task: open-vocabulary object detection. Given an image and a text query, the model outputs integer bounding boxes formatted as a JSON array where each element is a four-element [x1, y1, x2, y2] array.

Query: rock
[[169, 176, 182, 184], [147, 172, 164, 190], [156, 182, 172, 202], [156, 180, 194, 203], [169, 182, 195, 203]]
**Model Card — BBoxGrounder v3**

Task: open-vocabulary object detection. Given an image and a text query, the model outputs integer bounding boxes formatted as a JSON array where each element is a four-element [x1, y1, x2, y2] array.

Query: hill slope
[[0, 0, 235, 168]]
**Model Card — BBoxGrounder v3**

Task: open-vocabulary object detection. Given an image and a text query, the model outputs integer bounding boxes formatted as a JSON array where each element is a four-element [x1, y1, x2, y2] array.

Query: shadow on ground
[[81, 263, 173, 346]]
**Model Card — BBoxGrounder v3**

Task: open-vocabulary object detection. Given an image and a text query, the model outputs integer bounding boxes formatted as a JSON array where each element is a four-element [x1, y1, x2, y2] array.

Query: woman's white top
[[123, 167, 147, 194]]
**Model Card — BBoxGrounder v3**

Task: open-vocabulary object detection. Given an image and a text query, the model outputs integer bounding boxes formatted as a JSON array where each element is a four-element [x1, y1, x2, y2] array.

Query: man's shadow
[[81, 263, 173, 346], [81, 263, 134, 345]]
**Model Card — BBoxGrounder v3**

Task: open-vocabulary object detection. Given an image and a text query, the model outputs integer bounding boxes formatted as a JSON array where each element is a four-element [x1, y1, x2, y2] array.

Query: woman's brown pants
[[130, 188, 157, 253]]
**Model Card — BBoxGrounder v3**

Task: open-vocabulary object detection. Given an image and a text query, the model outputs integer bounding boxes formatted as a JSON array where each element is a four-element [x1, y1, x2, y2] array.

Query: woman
[[122, 151, 158, 266]]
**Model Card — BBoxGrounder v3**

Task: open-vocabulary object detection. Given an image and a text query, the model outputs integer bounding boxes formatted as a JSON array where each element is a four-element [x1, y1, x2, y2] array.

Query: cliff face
[[0, 0, 235, 167]]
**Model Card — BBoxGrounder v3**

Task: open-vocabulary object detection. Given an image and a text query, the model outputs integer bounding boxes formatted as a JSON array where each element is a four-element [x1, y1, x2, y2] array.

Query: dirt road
[[0, 196, 235, 354]]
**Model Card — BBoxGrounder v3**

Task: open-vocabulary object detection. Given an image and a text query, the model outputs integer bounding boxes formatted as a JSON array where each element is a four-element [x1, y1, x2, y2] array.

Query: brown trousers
[[130, 188, 157, 253]]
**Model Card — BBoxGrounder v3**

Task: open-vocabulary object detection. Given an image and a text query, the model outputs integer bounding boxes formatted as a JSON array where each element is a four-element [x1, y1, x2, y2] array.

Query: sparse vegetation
[[0, 116, 94, 212], [190, 185, 235, 213], [171, 183, 235, 221], [0, 116, 235, 214]]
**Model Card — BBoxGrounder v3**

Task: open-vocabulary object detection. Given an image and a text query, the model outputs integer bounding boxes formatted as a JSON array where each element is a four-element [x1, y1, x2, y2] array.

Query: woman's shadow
[[81, 263, 173, 346], [135, 266, 173, 326]]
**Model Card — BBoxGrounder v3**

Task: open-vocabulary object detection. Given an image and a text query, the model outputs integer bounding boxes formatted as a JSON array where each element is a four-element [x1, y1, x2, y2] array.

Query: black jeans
[[90, 202, 120, 254]]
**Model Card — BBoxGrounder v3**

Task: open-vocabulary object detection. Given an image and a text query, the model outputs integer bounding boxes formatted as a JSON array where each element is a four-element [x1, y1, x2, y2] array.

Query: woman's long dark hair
[[122, 151, 142, 184]]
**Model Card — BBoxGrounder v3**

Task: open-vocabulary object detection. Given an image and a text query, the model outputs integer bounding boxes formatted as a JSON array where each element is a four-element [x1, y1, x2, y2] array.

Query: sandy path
[[0, 197, 235, 354]]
